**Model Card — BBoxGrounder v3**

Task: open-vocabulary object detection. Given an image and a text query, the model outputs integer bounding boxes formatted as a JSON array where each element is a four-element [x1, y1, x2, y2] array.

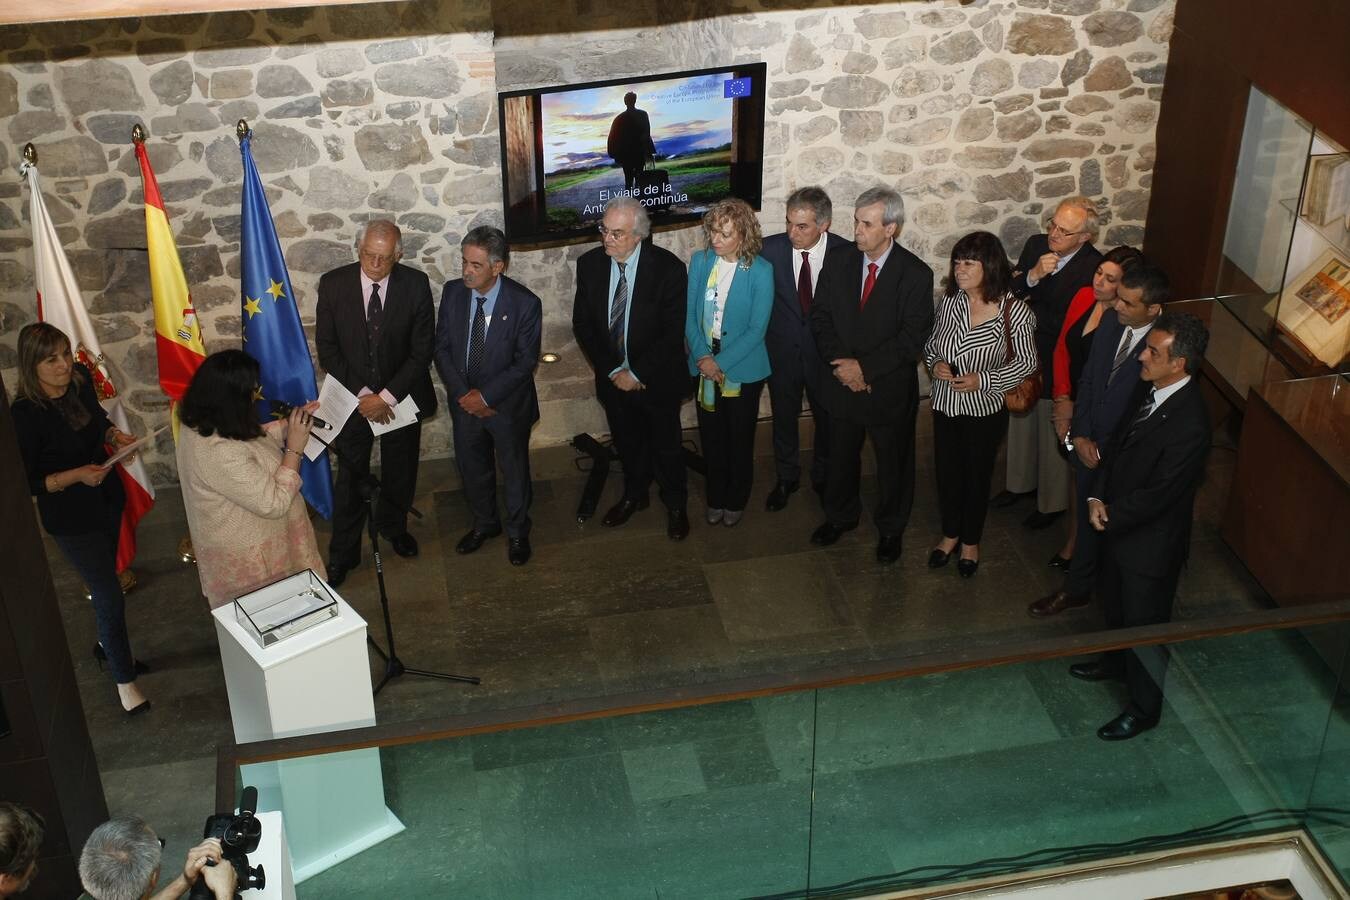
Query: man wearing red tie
[[761, 187, 850, 512], [809, 187, 934, 563]]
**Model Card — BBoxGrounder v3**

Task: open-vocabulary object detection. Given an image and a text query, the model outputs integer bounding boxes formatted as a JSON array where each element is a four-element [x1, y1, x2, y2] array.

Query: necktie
[[1127, 387, 1156, 437], [860, 262, 878, 310], [467, 296, 486, 385], [798, 251, 813, 315], [367, 282, 383, 333], [1107, 329, 1133, 386], [609, 262, 629, 356]]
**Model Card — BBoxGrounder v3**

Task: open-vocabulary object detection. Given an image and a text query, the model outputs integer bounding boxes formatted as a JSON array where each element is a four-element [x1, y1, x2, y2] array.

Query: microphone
[[271, 400, 332, 431]]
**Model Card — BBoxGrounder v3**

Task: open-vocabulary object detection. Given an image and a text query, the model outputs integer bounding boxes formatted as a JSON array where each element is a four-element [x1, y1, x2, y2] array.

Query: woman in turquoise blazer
[[685, 198, 774, 527]]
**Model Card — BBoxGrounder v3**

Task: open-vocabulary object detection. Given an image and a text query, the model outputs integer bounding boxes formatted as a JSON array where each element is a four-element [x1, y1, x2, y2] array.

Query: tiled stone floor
[[45, 409, 1277, 885]]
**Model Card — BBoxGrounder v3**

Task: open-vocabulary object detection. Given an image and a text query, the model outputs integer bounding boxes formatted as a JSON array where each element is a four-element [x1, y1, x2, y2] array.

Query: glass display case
[[234, 569, 338, 648], [1217, 87, 1350, 379]]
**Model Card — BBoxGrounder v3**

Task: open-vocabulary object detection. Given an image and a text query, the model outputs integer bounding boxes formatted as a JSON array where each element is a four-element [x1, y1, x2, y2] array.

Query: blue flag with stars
[[239, 133, 334, 519]]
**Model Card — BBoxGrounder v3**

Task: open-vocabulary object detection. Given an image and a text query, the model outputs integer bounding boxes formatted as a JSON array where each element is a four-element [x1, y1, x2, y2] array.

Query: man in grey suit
[[434, 226, 543, 566], [760, 186, 849, 512], [1029, 263, 1169, 616]]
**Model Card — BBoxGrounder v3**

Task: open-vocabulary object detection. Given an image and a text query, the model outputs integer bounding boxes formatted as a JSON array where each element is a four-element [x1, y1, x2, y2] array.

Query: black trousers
[[697, 379, 764, 511], [1062, 457, 1102, 597], [328, 415, 422, 565], [451, 410, 533, 539], [824, 399, 918, 535], [932, 407, 1007, 545], [600, 387, 687, 511], [1098, 550, 1181, 720], [767, 345, 830, 487]]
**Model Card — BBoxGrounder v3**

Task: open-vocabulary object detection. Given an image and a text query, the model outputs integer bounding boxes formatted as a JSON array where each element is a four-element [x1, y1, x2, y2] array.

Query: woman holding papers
[[176, 350, 325, 610], [11, 323, 149, 716]]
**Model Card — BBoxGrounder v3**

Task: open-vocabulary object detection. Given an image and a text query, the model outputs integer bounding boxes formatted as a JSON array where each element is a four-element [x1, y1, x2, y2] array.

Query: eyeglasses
[[1046, 220, 1085, 238], [598, 225, 630, 240]]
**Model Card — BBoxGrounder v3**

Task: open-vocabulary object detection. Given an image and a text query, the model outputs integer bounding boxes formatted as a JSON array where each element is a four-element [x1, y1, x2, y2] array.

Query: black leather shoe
[[666, 508, 690, 541], [1048, 553, 1072, 570], [927, 547, 952, 568], [876, 534, 902, 564], [507, 536, 531, 566], [957, 558, 979, 578], [764, 480, 798, 512], [810, 521, 857, 546], [456, 527, 502, 555], [326, 561, 355, 589], [1023, 510, 1063, 530], [388, 532, 419, 558], [1097, 711, 1158, 741], [1069, 660, 1124, 682], [1028, 590, 1090, 618], [602, 497, 649, 528], [990, 489, 1032, 508]]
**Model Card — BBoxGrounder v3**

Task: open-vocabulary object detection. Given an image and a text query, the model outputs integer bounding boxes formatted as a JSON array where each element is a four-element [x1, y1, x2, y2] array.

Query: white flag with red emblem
[[22, 160, 155, 573]]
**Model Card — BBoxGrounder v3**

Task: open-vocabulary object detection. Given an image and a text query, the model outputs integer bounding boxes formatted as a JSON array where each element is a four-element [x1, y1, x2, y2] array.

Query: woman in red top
[[1047, 245, 1143, 568]]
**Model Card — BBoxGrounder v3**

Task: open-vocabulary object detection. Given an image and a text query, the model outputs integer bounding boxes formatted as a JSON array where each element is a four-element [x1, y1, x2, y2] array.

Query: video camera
[[188, 786, 265, 899]]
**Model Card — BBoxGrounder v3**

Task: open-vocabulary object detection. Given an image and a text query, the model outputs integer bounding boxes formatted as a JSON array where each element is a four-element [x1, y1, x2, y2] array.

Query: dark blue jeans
[[51, 510, 136, 685]]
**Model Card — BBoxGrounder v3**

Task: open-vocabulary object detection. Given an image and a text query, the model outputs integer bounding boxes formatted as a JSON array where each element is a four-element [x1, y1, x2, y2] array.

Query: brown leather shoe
[[1027, 590, 1090, 618]]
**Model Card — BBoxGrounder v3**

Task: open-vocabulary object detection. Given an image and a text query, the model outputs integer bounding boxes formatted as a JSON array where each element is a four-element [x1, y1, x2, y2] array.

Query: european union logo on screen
[[723, 77, 752, 99]]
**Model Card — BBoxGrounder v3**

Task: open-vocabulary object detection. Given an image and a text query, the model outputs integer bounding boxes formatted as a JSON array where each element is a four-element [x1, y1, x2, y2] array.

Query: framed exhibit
[[1215, 86, 1350, 378]]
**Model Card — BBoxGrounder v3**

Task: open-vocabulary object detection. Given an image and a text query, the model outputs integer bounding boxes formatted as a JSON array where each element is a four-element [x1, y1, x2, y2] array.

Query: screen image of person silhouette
[[607, 91, 657, 192]]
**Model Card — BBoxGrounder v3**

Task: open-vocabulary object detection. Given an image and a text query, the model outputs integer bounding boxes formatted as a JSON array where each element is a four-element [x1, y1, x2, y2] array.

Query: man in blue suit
[[760, 187, 850, 512], [434, 226, 543, 566], [1029, 263, 1168, 616]]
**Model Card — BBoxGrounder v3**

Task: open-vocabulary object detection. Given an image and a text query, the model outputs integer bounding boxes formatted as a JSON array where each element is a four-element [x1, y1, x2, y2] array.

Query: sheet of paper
[[100, 426, 168, 469], [370, 395, 420, 436], [305, 375, 359, 461]]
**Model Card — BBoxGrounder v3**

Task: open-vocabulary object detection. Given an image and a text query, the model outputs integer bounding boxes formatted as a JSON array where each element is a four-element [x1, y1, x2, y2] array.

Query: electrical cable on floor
[[747, 806, 1350, 899]]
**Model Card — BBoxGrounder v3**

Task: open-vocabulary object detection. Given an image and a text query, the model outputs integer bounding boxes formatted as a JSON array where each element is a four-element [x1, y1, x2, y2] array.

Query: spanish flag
[[134, 139, 206, 403]]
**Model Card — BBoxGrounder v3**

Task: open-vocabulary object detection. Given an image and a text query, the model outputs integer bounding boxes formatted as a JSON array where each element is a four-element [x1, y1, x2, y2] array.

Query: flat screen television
[[498, 62, 767, 245]]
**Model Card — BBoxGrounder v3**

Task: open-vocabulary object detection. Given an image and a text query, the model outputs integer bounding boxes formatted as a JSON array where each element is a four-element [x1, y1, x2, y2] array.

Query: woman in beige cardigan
[[176, 350, 325, 609]]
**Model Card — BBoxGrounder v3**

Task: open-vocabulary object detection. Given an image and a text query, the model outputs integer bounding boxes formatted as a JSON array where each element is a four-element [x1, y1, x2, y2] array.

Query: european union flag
[[239, 133, 334, 519], [723, 76, 752, 99]]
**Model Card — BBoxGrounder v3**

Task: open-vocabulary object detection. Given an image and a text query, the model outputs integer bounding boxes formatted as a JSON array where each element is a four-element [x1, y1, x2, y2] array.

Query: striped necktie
[[609, 262, 628, 356]]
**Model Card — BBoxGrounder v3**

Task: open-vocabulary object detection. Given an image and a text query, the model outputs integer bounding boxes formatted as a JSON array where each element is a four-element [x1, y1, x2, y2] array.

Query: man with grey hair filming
[[0, 801, 43, 898], [78, 818, 235, 900]]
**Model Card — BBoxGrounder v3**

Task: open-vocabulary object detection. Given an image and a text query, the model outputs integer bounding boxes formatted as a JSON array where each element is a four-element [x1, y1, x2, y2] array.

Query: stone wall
[[0, 0, 1174, 487]]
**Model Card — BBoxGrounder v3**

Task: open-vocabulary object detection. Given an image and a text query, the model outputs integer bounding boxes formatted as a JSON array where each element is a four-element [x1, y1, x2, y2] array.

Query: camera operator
[[0, 801, 44, 898], [78, 818, 236, 900]]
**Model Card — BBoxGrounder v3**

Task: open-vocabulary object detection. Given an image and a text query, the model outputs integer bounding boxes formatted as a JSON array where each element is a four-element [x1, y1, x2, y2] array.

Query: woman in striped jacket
[[923, 231, 1038, 577]]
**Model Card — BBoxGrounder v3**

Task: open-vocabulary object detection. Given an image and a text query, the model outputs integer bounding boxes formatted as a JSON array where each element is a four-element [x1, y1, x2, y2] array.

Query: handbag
[[1001, 300, 1042, 415]]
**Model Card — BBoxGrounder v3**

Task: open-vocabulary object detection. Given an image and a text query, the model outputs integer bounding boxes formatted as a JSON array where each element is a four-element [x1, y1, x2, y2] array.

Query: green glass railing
[[222, 602, 1350, 898]]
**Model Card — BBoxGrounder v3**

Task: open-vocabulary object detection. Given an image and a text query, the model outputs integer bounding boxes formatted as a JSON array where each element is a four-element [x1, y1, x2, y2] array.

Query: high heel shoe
[[124, 700, 151, 717], [1048, 553, 1072, 571], [93, 644, 152, 676], [927, 548, 952, 568]]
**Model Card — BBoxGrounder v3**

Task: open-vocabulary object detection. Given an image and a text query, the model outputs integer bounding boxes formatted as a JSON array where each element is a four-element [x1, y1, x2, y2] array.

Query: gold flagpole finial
[[131, 123, 146, 144], [236, 119, 251, 142], [23, 143, 36, 164]]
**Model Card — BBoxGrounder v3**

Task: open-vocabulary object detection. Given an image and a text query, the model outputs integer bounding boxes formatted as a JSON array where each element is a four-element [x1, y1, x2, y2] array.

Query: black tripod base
[[369, 637, 480, 695]]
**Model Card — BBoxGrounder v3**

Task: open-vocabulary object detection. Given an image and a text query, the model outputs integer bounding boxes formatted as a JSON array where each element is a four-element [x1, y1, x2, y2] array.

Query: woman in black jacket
[[11, 323, 149, 715]]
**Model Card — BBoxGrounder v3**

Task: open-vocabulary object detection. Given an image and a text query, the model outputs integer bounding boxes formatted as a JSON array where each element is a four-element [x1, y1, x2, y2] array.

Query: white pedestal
[[214, 585, 404, 884], [249, 811, 296, 900]]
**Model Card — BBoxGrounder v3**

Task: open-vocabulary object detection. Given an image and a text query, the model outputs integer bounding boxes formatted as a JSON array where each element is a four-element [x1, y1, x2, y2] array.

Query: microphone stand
[[305, 422, 479, 694]]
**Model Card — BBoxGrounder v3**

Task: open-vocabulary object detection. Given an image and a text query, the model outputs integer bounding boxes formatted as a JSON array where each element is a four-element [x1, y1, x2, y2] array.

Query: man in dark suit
[[434, 226, 542, 567], [1029, 262, 1168, 617], [809, 186, 934, 563], [1070, 312, 1211, 741], [994, 197, 1103, 530], [761, 186, 850, 512], [572, 196, 691, 540], [315, 219, 437, 588], [607, 92, 657, 193]]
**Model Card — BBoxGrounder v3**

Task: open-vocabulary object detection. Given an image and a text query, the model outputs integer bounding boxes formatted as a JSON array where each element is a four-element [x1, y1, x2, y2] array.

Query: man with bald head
[[316, 219, 438, 587], [993, 197, 1103, 531]]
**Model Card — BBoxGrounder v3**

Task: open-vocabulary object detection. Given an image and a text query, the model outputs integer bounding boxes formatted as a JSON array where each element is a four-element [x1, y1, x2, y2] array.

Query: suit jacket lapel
[[483, 281, 512, 361]]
